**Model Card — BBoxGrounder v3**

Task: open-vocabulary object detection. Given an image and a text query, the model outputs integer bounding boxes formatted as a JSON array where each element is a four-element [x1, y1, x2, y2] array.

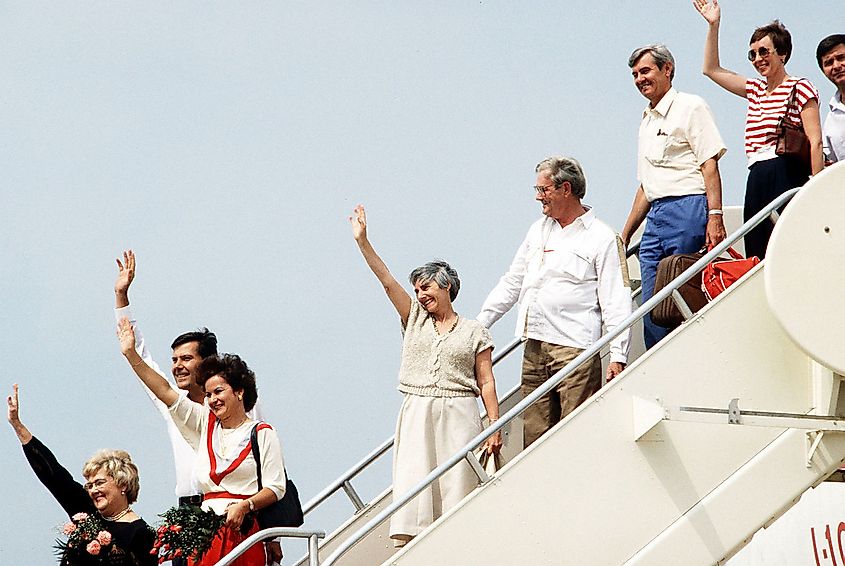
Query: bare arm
[[620, 186, 651, 247], [800, 99, 824, 175], [118, 317, 179, 406], [349, 205, 412, 324], [701, 157, 727, 247], [474, 348, 502, 454], [693, 0, 747, 97], [6, 384, 33, 445]]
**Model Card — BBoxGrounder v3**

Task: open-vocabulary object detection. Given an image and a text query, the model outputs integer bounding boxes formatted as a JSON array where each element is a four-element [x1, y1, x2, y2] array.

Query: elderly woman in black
[[6, 384, 156, 565]]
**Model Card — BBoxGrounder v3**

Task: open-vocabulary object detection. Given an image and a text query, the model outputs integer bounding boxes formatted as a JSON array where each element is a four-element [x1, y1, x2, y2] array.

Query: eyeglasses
[[533, 184, 557, 195], [747, 46, 774, 62], [84, 478, 111, 491]]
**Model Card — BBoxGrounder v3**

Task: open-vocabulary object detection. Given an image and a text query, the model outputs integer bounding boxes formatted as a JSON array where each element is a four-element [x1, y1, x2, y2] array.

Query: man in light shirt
[[816, 34, 845, 164], [112, 250, 281, 565], [621, 44, 727, 349], [478, 156, 632, 448]]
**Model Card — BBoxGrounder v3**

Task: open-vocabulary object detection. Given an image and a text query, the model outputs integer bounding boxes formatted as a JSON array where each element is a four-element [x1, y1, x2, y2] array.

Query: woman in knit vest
[[349, 204, 503, 548]]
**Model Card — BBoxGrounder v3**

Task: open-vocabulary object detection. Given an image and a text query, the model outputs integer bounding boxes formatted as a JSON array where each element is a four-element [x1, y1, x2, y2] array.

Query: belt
[[178, 494, 203, 506], [203, 491, 250, 501]]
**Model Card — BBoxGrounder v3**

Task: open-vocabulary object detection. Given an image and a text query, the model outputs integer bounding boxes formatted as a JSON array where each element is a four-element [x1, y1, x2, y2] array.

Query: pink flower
[[86, 540, 102, 555], [72, 512, 89, 522], [62, 522, 77, 535], [96, 531, 112, 546]]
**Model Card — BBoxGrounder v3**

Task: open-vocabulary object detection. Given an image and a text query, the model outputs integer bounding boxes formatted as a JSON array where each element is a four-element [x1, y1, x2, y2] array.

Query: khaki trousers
[[521, 339, 602, 448]]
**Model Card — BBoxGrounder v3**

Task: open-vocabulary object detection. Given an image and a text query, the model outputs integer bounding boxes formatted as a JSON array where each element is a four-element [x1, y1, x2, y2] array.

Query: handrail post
[[341, 480, 366, 512]]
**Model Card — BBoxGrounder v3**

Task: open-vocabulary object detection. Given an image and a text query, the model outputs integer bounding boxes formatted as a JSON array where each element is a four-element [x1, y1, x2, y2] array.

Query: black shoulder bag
[[250, 424, 304, 528]]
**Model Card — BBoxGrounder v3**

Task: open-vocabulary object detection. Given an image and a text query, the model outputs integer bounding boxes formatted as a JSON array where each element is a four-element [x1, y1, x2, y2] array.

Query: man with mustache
[[621, 44, 727, 349], [816, 34, 845, 165]]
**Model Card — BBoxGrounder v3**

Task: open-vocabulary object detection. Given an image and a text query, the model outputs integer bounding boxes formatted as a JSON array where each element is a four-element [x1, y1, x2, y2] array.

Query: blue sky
[[0, 2, 835, 563]]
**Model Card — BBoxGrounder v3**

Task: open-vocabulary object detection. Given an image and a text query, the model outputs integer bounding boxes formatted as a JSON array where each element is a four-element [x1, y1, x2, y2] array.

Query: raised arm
[[693, 0, 747, 97], [114, 249, 135, 309], [349, 205, 412, 324], [118, 317, 179, 407], [7, 384, 32, 445], [7, 385, 93, 516]]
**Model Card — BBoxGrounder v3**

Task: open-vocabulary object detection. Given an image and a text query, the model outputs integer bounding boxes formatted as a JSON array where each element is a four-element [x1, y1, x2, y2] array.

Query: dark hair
[[750, 20, 792, 64], [171, 328, 218, 359], [817, 34, 845, 68], [197, 354, 258, 412]]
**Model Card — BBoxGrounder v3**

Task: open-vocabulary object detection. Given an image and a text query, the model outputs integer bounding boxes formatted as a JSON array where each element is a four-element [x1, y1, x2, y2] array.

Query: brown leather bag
[[651, 251, 708, 329], [775, 83, 811, 169]]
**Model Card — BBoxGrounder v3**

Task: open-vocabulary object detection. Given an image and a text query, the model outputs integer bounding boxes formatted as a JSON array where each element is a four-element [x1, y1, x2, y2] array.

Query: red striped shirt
[[744, 77, 818, 156]]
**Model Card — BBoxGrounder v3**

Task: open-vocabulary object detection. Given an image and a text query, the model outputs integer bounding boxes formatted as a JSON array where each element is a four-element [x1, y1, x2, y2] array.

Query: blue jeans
[[639, 194, 707, 349]]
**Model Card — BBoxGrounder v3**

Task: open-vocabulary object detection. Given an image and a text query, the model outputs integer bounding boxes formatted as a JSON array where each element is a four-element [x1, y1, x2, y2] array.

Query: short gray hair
[[628, 43, 675, 80], [535, 156, 587, 199], [409, 260, 460, 302]]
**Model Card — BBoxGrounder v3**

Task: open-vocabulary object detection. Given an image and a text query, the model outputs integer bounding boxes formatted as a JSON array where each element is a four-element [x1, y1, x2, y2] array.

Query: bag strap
[[250, 424, 264, 491], [707, 245, 746, 261], [782, 80, 806, 126]]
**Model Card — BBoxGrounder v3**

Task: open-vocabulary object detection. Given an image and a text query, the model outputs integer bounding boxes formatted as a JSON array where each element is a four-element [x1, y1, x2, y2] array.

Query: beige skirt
[[389, 393, 482, 539]]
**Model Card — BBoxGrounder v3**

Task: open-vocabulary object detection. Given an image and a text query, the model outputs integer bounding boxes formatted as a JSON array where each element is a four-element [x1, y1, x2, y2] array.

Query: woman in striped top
[[693, 0, 823, 259]]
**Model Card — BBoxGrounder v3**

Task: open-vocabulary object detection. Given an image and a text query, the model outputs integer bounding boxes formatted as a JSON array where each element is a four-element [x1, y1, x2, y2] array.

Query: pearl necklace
[[103, 506, 132, 522], [432, 313, 459, 335]]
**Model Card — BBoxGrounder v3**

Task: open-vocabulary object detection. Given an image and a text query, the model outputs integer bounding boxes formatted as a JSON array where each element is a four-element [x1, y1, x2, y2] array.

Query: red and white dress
[[169, 395, 286, 565]]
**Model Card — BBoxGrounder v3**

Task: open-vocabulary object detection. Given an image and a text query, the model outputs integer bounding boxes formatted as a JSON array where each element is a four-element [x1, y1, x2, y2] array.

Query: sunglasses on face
[[747, 46, 774, 62]]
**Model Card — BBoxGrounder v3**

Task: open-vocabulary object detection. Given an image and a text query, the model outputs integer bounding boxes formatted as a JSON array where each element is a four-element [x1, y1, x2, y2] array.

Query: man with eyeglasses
[[112, 251, 281, 566], [621, 43, 727, 350], [477, 156, 632, 448], [817, 34, 845, 165]]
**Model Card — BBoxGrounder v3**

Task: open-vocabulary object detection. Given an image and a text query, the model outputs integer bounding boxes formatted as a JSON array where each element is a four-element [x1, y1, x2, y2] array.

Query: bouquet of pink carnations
[[54, 512, 134, 565]]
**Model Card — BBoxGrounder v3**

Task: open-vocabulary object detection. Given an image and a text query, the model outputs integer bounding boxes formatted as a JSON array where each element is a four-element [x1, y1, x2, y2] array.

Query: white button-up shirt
[[824, 90, 845, 163], [638, 88, 726, 201], [477, 209, 632, 364]]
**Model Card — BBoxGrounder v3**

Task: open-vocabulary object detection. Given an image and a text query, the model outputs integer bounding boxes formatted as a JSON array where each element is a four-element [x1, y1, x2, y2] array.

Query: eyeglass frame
[[84, 477, 112, 491], [747, 46, 775, 62], [533, 183, 559, 195]]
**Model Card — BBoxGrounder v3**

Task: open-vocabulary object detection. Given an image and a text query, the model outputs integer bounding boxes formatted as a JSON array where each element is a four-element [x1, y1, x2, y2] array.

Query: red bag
[[701, 247, 761, 301]]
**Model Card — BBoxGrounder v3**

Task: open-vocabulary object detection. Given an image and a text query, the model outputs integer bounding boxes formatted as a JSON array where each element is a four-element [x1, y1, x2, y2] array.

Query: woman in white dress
[[349, 204, 503, 547]]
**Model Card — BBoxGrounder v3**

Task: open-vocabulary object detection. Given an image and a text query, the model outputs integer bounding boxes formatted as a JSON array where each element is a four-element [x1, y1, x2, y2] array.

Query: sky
[[0, 2, 836, 564]]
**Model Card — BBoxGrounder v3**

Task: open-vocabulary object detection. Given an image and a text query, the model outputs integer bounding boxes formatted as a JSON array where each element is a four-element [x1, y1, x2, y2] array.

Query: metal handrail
[[300, 336, 525, 516], [301, 243, 642, 518], [213, 528, 326, 566], [321, 187, 799, 565]]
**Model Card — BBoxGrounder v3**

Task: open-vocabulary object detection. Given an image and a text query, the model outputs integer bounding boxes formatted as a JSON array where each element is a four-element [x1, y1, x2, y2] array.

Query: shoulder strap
[[250, 424, 263, 491]]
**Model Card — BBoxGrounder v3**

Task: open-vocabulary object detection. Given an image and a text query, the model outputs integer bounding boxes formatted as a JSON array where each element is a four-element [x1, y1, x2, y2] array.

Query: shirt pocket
[[545, 249, 592, 282], [645, 134, 688, 166]]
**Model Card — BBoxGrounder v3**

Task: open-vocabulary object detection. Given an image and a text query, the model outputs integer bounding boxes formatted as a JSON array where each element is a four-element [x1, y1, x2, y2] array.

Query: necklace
[[432, 313, 459, 335], [219, 416, 249, 454], [103, 506, 132, 522]]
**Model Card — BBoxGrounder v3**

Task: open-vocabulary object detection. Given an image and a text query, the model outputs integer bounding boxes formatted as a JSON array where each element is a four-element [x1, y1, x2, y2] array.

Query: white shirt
[[638, 88, 727, 202], [824, 90, 845, 163], [168, 395, 286, 515], [114, 306, 264, 498], [477, 209, 632, 364]]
